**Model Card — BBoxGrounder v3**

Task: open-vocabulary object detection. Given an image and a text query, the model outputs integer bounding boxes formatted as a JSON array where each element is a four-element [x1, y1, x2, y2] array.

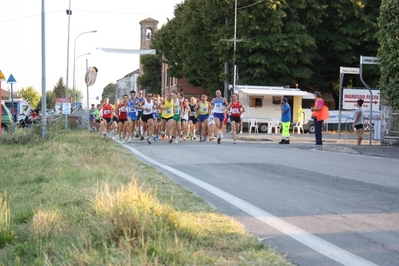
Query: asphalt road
[[119, 137, 399, 266]]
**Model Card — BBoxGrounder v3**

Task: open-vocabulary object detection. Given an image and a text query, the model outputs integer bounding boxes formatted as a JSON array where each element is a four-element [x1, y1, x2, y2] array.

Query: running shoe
[[179, 138, 182, 142], [128, 137, 132, 143], [220, 133, 224, 138], [135, 133, 139, 138], [140, 135, 144, 141], [152, 135, 157, 142], [121, 138, 125, 143], [234, 139, 236, 144], [193, 136, 196, 140], [175, 139, 178, 144], [169, 138, 173, 144], [147, 138, 151, 145], [279, 139, 287, 144], [119, 135, 122, 141], [161, 134, 166, 140], [217, 137, 221, 144]]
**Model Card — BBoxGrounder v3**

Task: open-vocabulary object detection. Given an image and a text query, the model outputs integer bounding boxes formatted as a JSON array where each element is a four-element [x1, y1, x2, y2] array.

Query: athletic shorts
[[119, 119, 127, 123], [355, 124, 363, 129], [152, 113, 158, 120], [173, 114, 181, 122], [189, 116, 197, 124], [162, 117, 173, 122], [138, 111, 143, 120], [197, 114, 209, 123], [89, 115, 94, 121], [95, 119, 101, 123], [141, 114, 153, 123], [103, 117, 112, 123], [128, 114, 138, 121], [112, 116, 119, 123], [213, 112, 225, 122], [230, 115, 241, 124]]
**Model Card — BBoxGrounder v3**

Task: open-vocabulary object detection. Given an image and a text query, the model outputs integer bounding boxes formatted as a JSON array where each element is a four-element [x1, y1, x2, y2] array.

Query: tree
[[138, 54, 162, 95], [377, 0, 399, 108], [305, 0, 380, 106], [53, 77, 67, 98], [154, 0, 380, 105], [101, 83, 116, 103], [20, 86, 41, 108]]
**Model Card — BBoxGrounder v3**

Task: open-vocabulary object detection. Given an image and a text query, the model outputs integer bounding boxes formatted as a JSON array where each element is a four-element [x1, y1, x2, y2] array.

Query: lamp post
[[233, 0, 237, 93], [72, 30, 97, 107], [73, 52, 91, 107], [65, 0, 72, 130]]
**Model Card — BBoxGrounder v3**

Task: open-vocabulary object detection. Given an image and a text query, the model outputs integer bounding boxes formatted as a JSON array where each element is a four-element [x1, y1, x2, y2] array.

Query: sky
[[0, 0, 182, 106]]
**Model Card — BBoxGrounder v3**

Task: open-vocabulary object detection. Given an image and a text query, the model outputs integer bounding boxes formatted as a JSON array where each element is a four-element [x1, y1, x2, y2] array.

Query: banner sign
[[343, 89, 380, 111]]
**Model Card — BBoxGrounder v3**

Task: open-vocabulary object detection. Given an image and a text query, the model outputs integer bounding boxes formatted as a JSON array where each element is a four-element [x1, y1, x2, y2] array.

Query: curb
[[322, 145, 359, 154]]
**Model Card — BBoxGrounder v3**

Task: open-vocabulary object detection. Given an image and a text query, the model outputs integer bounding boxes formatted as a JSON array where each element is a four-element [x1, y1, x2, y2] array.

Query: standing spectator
[[279, 97, 291, 144], [311, 91, 328, 148], [353, 99, 364, 145], [89, 104, 96, 130]]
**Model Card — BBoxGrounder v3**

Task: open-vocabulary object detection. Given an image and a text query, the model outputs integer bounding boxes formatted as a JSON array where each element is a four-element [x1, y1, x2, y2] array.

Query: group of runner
[[89, 89, 246, 144]]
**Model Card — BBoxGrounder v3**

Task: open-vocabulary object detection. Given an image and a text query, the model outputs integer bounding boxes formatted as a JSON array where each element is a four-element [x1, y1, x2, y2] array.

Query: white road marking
[[123, 143, 378, 266]]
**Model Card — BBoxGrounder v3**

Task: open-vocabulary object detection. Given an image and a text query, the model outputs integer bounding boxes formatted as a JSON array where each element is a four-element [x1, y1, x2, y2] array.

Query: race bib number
[[120, 106, 126, 112], [215, 103, 222, 109], [174, 108, 180, 114], [209, 116, 214, 122], [191, 111, 196, 116], [202, 107, 208, 112], [166, 109, 172, 114], [231, 108, 239, 114], [129, 107, 137, 113], [104, 110, 110, 115]]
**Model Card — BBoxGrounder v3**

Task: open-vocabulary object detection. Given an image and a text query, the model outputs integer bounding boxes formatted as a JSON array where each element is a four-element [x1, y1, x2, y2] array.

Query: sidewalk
[[230, 131, 399, 159]]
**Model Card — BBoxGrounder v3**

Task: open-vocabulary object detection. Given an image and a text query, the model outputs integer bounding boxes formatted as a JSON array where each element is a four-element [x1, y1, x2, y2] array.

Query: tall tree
[[53, 77, 67, 98], [138, 54, 162, 95], [19, 86, 41, 108], [101, 83, 116, 102], [154, 0, 380, 104], [307, 0, 380, 106], [377, 0, 399, 108]]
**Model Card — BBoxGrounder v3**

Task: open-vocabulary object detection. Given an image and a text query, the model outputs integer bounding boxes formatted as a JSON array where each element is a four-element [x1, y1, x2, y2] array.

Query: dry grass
[[0, 130, 292, 265]]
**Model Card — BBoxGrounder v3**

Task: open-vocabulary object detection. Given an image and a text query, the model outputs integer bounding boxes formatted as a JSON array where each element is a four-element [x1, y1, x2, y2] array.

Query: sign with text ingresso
[[343, 89, 380, 111]]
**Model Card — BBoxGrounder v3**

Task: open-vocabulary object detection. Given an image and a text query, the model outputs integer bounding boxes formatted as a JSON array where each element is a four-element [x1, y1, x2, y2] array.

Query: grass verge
[[0, 128, 292, 265]]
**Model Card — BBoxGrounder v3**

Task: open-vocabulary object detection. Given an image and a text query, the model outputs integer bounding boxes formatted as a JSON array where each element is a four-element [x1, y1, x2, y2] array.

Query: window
[[146, 29, 152, 40], [272, 97, 281, 105], [249, 97, 263, 107], [302, 99, 315, 109]]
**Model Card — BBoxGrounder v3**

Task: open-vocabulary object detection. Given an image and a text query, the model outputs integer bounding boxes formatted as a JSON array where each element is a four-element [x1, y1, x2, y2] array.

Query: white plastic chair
[[293, 120, 304, 134], [271, 119, 280, 134], [267, 119, 273, 134], [248, 118, 258, 134]]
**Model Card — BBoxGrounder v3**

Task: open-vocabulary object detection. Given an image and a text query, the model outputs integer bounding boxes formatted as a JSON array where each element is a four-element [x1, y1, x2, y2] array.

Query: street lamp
[[72, 30, 97, 106], [220, 0, 245, 94], [73, 52, 91, 106]]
